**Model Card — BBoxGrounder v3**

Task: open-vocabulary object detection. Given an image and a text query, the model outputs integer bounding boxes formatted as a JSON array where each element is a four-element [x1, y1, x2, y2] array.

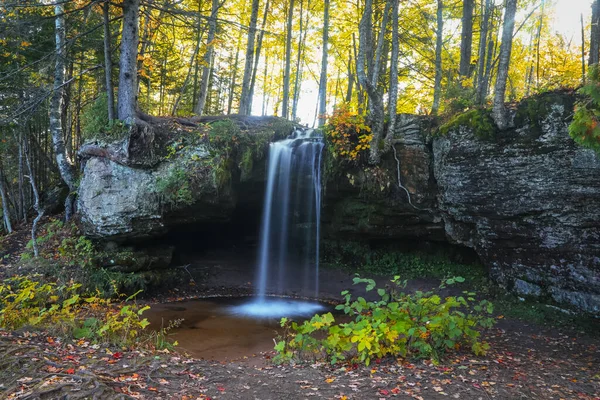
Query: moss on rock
[[437, 109, 497, 139]]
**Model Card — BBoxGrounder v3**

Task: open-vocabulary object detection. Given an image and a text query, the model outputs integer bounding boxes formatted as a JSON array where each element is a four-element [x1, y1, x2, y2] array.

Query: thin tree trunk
[[534, 0, 545, 88], [346, 50, 354, 103], [493, 0, 517, 130], [590, 0, 599, 66], [172, 12, 206, 115], [475, 0, 491, 103], [371, 0, 392, 87], [227, 32, 243, 114], [194, 0, 221, 116], [0, 164, 12, 234], [292, 0, 306, 121], [582, 13, 586, 84], [249, 0, 271, 115], [317, 0, 330, 126], [282, 0, 295, 119], [23, 138, 43, 258], [117, 0, 139, 123], [238, 0, 260, 115], [103, 0, 115, 122], [459, 0, 474, 77], [432, 0, 443, 114], [385, 0, 399, 144], [51, 3, 77, 220]]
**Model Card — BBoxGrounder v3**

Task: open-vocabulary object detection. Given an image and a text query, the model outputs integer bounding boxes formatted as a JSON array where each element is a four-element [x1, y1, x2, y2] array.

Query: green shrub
[[0, 276, 156, 347], [275, 276, 495, 365], [569, 66, 600, 154]]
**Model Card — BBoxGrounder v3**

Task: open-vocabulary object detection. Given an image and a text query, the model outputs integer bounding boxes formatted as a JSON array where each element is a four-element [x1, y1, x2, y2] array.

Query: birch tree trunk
[[459, 0, 474, 77], [282, 0, 295, 119], [103, 0, 115, 122], [194, 0, 221, 116], [432, 0, 443, 114], [493, 0, 517, 130], [317, 0, 330, 126], [238, 0, 260, 115], [386, 0, 399, 144], [117, 0, 139, 123], [590, 0, 600, 66], [51, 3, 77, 220]]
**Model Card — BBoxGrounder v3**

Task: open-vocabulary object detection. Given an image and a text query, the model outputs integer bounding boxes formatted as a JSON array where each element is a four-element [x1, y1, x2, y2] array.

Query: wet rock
[[433, 91, 600, 313]]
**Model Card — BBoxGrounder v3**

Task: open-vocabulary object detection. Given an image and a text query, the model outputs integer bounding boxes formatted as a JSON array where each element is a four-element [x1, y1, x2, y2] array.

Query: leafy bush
[[0, 276, 158, 347], [569, 66, 600, 154], [275, 276, 495, 365], [324, 104, 372, 162]]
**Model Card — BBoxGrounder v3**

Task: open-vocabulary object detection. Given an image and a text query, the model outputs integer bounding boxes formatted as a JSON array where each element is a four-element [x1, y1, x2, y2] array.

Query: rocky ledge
[[77, 115, 295, 239]]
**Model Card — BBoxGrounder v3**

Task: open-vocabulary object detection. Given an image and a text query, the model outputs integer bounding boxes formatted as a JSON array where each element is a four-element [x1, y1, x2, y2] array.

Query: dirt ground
[[1, 237, 599, 399]]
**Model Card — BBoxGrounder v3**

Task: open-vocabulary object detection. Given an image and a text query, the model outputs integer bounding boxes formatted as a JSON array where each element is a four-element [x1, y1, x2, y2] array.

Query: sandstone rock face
[[322, 114, 444, 242], [433, 92, 600, 313], [78, 116, 294, 240]]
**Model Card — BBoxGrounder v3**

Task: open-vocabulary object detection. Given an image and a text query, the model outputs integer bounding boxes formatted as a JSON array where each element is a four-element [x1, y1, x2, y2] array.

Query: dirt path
[[1, 324, 598, 400]]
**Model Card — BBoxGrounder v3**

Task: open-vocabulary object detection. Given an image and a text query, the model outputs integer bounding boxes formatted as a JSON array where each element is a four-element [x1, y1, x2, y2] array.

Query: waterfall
[[231, 127, 325, 318]]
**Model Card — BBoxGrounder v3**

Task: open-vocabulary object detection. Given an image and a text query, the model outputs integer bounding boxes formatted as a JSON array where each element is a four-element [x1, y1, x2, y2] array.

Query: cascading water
[[231, 127, 325, 318]]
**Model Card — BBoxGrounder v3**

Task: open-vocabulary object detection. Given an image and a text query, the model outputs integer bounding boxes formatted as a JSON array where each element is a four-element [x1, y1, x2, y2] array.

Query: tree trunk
[[590, 0, 600, 66], [0, 164, 12, 234], [227, 32, 243, 114], [117, 0, 139, 123], [193, 0, 220, 116], [23, 138, 43, 258], [51, 3, 77, 220], [493, 0, 517, 130], [432, 0, 443, 114], [172, 11, 206, 115], [317, 0, 330, 126], [582, 13, 586, 84], [292, 0, 307, 121], [386, 0, 399, 144], [282, 0, 295, 119], [459, 0, 474, 77], [372, 0, 392, 87], [103, 0, 115, 122], [476, 0, 492, 104], [357, 0, 384, 164], [345, 50, 354, 103], [249, 0, 271, 115], [238, 0, 260, 115]]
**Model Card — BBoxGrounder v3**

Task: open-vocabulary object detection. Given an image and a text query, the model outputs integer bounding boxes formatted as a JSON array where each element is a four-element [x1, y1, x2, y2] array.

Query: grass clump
[[275, 275, 495, 365], [437, 108, 497, 139]]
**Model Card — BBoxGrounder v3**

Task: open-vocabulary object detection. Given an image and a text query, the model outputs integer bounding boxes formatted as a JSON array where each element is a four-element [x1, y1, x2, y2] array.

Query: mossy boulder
[[78, 116, 295, 240]]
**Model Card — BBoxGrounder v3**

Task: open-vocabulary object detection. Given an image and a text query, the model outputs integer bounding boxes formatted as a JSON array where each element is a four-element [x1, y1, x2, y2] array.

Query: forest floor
[[1, 230, 600, 399]]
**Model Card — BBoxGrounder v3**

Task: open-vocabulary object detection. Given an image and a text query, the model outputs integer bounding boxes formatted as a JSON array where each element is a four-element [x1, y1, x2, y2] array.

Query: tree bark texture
[[493, 0, 517, 130], [51, 3, 77, 220], [459, 0, 474, 77]]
